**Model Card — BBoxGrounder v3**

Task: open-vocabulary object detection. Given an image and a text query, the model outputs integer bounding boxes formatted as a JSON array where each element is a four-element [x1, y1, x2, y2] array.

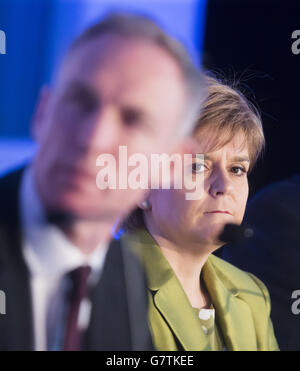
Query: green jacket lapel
[[153, 275, 211, 351], [203, 257, 257, 351], [124, 230, 211, 351]]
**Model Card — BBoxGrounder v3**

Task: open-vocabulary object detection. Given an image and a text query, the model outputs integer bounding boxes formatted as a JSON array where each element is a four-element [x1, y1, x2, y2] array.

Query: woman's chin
[[193, 222, 227, 247]]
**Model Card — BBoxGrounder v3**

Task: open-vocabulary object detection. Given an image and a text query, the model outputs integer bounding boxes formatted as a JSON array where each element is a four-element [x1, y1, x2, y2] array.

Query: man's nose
[[78, 108, 123, 154], [208, 169, 234, 198]]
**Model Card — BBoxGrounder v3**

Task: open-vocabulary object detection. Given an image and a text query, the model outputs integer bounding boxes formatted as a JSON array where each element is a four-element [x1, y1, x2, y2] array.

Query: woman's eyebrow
[[202, 154, 213, 162], [203, 155, 250, 162], [231, 156, 250, 162]]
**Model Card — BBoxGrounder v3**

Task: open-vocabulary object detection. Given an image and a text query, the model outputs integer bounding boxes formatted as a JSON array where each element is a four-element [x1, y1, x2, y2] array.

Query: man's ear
[[31, 86, 51, 143]]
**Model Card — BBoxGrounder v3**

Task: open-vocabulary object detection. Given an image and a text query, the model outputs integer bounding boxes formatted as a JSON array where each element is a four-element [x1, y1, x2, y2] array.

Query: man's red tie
[[63, 266, 91, 351]]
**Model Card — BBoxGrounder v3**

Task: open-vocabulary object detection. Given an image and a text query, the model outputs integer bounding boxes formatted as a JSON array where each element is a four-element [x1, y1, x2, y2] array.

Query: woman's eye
[[192, 162, 206, 173], [231, 166, 246, 176]]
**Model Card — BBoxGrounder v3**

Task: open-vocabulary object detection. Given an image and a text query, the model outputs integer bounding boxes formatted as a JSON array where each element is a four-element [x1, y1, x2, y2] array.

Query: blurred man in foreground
[[0, 13, 205, 350]]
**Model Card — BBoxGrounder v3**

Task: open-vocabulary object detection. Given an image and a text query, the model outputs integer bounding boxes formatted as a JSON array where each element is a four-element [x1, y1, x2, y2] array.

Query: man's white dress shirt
[[20, 167, 109, 351]]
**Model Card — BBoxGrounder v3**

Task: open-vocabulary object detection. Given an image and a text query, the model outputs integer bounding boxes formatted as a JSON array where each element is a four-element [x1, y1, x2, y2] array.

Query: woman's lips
[[204, 210, 232, 215]]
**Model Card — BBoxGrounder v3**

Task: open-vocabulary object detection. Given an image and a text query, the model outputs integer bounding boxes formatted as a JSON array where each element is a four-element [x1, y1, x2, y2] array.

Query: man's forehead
[[59, 42, 187, 112], [63, 33, 181, 77], [57, 34, 186, 109]]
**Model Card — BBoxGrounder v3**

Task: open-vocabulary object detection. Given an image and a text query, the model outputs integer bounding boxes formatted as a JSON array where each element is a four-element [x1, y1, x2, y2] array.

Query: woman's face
[[146, 132, 250, 250]]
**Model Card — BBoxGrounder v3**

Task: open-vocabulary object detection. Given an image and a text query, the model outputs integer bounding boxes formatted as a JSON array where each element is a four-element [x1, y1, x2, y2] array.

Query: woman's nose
[[208, 169, 234, 198]]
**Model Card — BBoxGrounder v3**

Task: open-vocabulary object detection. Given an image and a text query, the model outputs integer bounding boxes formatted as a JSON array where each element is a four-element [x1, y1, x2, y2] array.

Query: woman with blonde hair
[[121, 75, 279, 351]]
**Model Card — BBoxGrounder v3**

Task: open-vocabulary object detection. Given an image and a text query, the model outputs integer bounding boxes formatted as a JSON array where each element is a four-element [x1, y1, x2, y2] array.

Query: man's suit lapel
[[83, 239, 132, 350], [0, 167, 34, 350], [83, 238, 153, 351]]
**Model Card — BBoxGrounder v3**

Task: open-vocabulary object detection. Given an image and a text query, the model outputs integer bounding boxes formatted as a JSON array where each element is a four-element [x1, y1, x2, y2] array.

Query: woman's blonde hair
[[122, 74, 265, 232], [194, 74, 264, 168]]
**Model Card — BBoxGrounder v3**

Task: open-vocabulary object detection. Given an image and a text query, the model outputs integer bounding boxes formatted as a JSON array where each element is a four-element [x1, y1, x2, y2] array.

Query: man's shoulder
[[246, 174, 300, 231], [0, 166, 26, 223], [249, 174, 300, 208], [0, 166, 25, 194]]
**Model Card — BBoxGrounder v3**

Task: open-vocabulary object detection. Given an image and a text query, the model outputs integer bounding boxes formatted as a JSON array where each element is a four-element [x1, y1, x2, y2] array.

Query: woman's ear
[[31, 85, 51, 143], [139, 199, 152, 211]]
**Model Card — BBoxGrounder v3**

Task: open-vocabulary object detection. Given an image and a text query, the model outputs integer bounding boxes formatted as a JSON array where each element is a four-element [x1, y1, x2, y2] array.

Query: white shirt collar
[[20, 166, 109, 280]]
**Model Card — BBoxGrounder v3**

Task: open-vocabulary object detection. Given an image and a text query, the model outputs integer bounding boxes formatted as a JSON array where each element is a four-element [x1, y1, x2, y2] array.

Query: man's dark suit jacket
[[0, 167, 153, 351], [223, 175, 300, 351]]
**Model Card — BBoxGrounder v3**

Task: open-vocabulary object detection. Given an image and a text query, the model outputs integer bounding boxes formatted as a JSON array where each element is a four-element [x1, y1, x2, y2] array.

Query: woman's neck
[[149, 231, 212, 309]]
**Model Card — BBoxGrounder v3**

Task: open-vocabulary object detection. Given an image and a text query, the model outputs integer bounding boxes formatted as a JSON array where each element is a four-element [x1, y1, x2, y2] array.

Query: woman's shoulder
[[209, 253, 269, 299]]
